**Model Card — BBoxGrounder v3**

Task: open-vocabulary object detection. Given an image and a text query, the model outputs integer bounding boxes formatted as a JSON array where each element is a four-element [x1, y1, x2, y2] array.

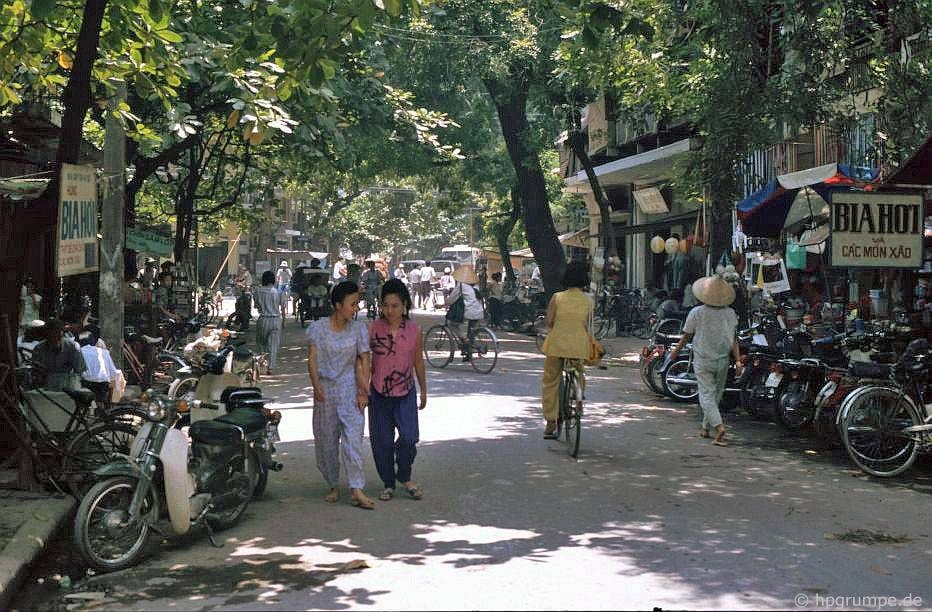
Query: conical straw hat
[[692, 275, 736, 307], [452, 266, 478, 284]]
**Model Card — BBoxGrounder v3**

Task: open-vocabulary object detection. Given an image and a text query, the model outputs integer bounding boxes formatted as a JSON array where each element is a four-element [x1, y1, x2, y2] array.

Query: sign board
[[746, 254, 790, 295], [57, 163, 98, 277], [830, 192, 924, 268], [633, 187, 669, 215], [126, 228, 173, 257]]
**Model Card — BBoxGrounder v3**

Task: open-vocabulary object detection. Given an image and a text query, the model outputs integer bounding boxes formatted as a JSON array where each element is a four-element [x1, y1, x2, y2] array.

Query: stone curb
[[0, 495, 76, 610]]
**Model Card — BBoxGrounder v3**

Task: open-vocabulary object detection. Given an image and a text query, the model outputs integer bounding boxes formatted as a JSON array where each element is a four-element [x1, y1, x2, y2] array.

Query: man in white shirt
[[408, 264, 422, 309], [78, 329, 119, 407], [332, 257, 347, 282], [420, 261, 436, 310]]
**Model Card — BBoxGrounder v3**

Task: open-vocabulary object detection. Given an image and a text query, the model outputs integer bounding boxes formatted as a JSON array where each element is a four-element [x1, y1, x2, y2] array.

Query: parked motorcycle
[[73, 390, 282, 572]]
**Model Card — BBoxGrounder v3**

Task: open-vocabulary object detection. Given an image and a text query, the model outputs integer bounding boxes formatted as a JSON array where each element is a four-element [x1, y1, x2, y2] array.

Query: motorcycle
[[73, 390, 282, 572]]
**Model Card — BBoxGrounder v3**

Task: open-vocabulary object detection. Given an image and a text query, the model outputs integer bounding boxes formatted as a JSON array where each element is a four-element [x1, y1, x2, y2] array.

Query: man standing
[[408, 264, 422, 309], [332, 257, 347, 282], [31, 319, 87, 391], [276, 260, 292, 313], [420, 261, 436, 310]]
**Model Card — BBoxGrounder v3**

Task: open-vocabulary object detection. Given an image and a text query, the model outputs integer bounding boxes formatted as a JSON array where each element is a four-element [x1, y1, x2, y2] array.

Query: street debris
[[826, 529, 912, 544]]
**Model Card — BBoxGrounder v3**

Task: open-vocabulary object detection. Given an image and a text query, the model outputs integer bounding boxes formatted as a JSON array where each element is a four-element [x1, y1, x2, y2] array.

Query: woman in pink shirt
[[368, 279, 428, 501]]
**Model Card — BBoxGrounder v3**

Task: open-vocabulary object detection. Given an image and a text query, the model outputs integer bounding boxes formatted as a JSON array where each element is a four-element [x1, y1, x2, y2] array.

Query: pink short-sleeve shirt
[[369, 318, 420, 397]]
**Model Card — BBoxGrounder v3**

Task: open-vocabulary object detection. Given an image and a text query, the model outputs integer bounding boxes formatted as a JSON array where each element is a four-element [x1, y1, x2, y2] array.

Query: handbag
[[446, 292, 465, 323]]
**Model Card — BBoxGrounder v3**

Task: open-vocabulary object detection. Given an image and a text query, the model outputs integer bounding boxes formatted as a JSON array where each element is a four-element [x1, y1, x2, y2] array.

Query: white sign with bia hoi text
[[57, 163, 99, 277], [830, 192, 924, 269]]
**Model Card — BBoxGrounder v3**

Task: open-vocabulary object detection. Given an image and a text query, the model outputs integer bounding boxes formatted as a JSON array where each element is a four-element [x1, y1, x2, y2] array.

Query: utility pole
[[100, 81, 126, 368]]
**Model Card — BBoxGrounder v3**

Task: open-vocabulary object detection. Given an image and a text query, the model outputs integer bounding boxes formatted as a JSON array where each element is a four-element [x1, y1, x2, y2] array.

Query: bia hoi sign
[[57, 163, 99, 277], [830, 192, 924, 269]]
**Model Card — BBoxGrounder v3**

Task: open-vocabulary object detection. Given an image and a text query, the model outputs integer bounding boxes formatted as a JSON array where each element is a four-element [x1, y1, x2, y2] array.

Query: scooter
[[73, 391, 282, 573]]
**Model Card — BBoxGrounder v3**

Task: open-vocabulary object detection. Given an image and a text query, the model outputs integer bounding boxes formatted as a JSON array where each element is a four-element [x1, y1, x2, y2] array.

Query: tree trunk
[[485, 77, 564, 294], [56, 0, 108, 165], [567, 131, 615, 260]]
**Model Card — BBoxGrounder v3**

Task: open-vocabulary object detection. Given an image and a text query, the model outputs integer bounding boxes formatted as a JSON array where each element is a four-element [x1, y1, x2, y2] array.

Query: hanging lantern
[[678, 237, 689, 253], [665, 237, 679, 255], [650, 236, 665, 254]]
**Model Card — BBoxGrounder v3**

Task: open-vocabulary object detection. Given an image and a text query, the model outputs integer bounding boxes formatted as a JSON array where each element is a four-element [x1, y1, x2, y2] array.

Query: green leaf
[[30, 0, 54, 19], [147, 0, 164, 26], [155, 29, 183, 43], [383, 0, 402, 18]]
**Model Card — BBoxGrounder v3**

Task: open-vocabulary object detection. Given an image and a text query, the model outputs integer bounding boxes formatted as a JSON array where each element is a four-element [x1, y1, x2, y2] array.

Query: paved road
[[20, 310, 932, 610]]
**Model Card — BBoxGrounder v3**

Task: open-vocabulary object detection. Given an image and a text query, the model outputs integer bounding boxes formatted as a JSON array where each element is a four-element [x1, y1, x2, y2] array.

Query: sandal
[[699, 429, 710, 438], [403, 485, 423, 500], [713, 428, 728, 447], [379, 488, 394, 501], [324, 488, 339, 503], [351, 494, 375, 510], [543, 420, 557, 439]]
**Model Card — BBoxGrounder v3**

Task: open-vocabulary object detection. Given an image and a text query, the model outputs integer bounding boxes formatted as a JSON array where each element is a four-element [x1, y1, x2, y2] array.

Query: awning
[[612, 210, 698, 238], [883, 133, 932, 188], [266, 248, 329, 260], [510, 229, 589, 257], [737, 163, 879, 238]]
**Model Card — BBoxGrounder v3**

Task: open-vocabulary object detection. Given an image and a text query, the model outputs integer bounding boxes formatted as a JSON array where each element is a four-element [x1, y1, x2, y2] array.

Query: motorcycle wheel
[[775, 380, 814, 432], [74, 476, 159, 572], [661, 358, 699, 403], [740, 371, 768, 419], [250, 449, 269, 498]]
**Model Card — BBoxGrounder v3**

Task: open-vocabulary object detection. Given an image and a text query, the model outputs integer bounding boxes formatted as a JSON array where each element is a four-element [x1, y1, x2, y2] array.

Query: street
[[15, 310, 932, 611]]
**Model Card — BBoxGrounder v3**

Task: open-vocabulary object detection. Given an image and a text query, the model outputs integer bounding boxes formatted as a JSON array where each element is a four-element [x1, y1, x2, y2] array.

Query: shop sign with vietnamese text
[[57, 163, 98, 277], [830, 192, 923, 268], [126, 228, 173, 257]]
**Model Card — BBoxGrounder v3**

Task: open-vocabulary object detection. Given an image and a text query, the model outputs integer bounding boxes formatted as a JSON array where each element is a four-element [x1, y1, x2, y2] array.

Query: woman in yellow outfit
[[540, 261, 592, 439]]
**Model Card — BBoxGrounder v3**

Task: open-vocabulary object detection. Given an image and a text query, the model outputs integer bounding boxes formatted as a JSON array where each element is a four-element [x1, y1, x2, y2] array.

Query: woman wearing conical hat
[[668, 274, 743, 446]]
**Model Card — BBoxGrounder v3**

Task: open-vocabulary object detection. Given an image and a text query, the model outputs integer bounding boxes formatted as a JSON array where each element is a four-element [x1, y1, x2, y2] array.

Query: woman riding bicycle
[[444, 266, 483, 361], [540, 261, 591, 440]]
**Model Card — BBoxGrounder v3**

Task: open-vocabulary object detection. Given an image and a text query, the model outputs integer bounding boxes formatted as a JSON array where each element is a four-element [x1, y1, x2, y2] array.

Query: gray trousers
[[694, 356, 728, 430], [313, 375, 366, 489], [256, 315, 282, 369]]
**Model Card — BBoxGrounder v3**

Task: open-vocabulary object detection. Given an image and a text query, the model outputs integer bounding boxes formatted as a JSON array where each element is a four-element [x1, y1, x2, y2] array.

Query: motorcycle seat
[[190, 419, 242, 446], [64, 387, 97, 405], [850, 361, 891, 379], [216, 407, 267, 434]]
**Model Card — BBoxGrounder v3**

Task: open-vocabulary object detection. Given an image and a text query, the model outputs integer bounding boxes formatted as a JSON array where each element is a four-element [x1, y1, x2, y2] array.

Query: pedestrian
[[668, 275, 742, 447], [420, 260, 436, 310], [444, 266, 483, 360], [19, 277, 41, 331], [394, 264, 407, 284], [408, 264, 422, 309], [155, 272, 183, 323], [255, 271, 286, 375], [487, 272, 504, 327], [540, 261, 591, 439], [361, 259, 383, 317], [276, 260, 292, 302], [306, 281, 375, 509], [438, 267, 455, 301], [332, 257, 347, 282], [368, 279, 427, 501]]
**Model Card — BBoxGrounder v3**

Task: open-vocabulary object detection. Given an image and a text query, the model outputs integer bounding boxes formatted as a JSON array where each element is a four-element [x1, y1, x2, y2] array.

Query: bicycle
[[593, 288, 653, 340], [424, 321, 499, 374], [0, 364, 140, 496], [554, 359, 583, 458]]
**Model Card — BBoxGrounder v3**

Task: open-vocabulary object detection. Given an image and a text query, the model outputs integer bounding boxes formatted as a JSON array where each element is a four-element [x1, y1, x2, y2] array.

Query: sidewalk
[[0, 480, 75, 609]]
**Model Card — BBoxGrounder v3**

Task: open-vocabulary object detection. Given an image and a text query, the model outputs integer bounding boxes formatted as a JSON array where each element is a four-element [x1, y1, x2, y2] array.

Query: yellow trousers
[[542, 357, 585, 422]]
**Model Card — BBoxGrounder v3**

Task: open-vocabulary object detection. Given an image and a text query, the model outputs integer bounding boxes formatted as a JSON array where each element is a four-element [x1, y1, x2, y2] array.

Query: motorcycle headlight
[[147, 400, 165, 421]]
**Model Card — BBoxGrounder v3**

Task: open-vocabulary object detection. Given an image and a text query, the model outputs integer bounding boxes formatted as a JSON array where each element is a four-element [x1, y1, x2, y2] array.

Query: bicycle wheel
[[634, 310, 654, 340], [840, 388, 922, 477], [62, 422, 138, 496], [500, 303, 524, 332], [470, 327, 499, 374], [424, 325, 455, 368], [562, 371, 581, 458]]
